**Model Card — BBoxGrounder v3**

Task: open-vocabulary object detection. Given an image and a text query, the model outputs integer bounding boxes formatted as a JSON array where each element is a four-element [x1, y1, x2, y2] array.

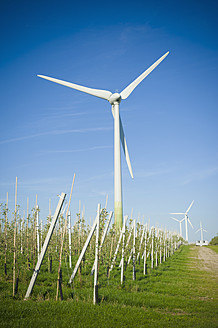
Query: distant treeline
[[209, 234, 218, 245]]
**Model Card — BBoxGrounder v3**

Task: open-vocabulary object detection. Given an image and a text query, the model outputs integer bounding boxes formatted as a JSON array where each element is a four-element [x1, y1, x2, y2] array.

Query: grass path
[[0, 245, 218, 327]]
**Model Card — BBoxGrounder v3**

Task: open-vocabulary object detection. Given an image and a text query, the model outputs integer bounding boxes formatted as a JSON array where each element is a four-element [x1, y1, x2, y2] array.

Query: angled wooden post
[[69, 210, 100, 284], [93, 204, 101, 305], [24, 193, 66, 300]]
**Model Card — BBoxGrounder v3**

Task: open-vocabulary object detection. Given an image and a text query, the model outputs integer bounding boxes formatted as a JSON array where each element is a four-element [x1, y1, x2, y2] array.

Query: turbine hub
[[108, 93, 121, 105]]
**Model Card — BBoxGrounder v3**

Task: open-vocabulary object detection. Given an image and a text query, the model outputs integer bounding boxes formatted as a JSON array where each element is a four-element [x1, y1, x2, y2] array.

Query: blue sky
[[0, 0, 218, 242]]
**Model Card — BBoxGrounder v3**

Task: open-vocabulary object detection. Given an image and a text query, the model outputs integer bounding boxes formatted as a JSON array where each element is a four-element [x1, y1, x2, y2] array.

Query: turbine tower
[[38, 52, 169, 230], [170, 200, 194, 242], [196, 221, 208, 245]]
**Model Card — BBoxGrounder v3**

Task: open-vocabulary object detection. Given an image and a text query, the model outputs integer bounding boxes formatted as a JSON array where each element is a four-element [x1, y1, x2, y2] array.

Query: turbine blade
[[120, 51, 169, 100], [170, 217, 179, 222], [120, 117, 134, 179], [111, 105, 134, 178], [203, 229, 208, 233], [195, 228, 200, 233], [186, 200, 194, 213], [37, 75, 112, 101], [188, 218, 194, 229]]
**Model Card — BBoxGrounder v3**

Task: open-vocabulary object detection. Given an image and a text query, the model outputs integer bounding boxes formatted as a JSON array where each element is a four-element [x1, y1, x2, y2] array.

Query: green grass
[[0, 245, 218, 327], [207, 245, 218, 254]]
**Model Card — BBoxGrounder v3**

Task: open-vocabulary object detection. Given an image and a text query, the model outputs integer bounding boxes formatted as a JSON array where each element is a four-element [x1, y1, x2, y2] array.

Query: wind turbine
[[170, 200, 194, 242], [38, 51, 169, 230], [170, 217, 184, 237], [196, 221, 208, 245]]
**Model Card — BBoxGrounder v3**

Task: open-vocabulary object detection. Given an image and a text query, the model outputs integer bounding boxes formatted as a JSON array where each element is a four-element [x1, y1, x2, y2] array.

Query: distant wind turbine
[[38, 51, 169, 230], [170, 200, 194, 242], [196, 221, 208, 245], [170, 217, 185, 237]]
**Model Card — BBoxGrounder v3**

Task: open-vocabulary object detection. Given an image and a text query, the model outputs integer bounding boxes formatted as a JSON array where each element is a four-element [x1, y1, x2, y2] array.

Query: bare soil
[[193, 246, 218, 276]]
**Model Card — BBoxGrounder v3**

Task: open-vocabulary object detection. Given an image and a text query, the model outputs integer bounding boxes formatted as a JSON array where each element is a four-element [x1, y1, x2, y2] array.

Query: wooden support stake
[[110, 215, 128, 272], [13, 177, 18, 297], [143, 226, 147, 275], [69, 208, 102, 284], [24, 193, 66, 300], [91, 211, 113, 275], [36, 205, 40, 259], [132, 219, 136, 280], [4, 192, 8, 276], [121, 216, 128, 284], [68, 211, 72, 269], [93, 204, 100, 305], [56, 174, 75, 301]]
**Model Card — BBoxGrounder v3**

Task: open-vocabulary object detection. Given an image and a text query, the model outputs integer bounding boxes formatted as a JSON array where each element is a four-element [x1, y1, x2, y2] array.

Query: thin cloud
[[21, 177, 61, 186], [39, 108, 88, 120], [87, 171, 113, 182], [0, 127, 112, 145], [136, 167, 172, 178], [0, 177, 64, 188], [40, 110, 87, 121], [0, 181, 16, 187], [45, 145, 112, 154], [181, 167, 218, 185]]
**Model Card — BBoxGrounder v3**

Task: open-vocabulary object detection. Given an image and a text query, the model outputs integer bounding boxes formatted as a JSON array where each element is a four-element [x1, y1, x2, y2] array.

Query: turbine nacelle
[[108, 93, 121, 105]]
